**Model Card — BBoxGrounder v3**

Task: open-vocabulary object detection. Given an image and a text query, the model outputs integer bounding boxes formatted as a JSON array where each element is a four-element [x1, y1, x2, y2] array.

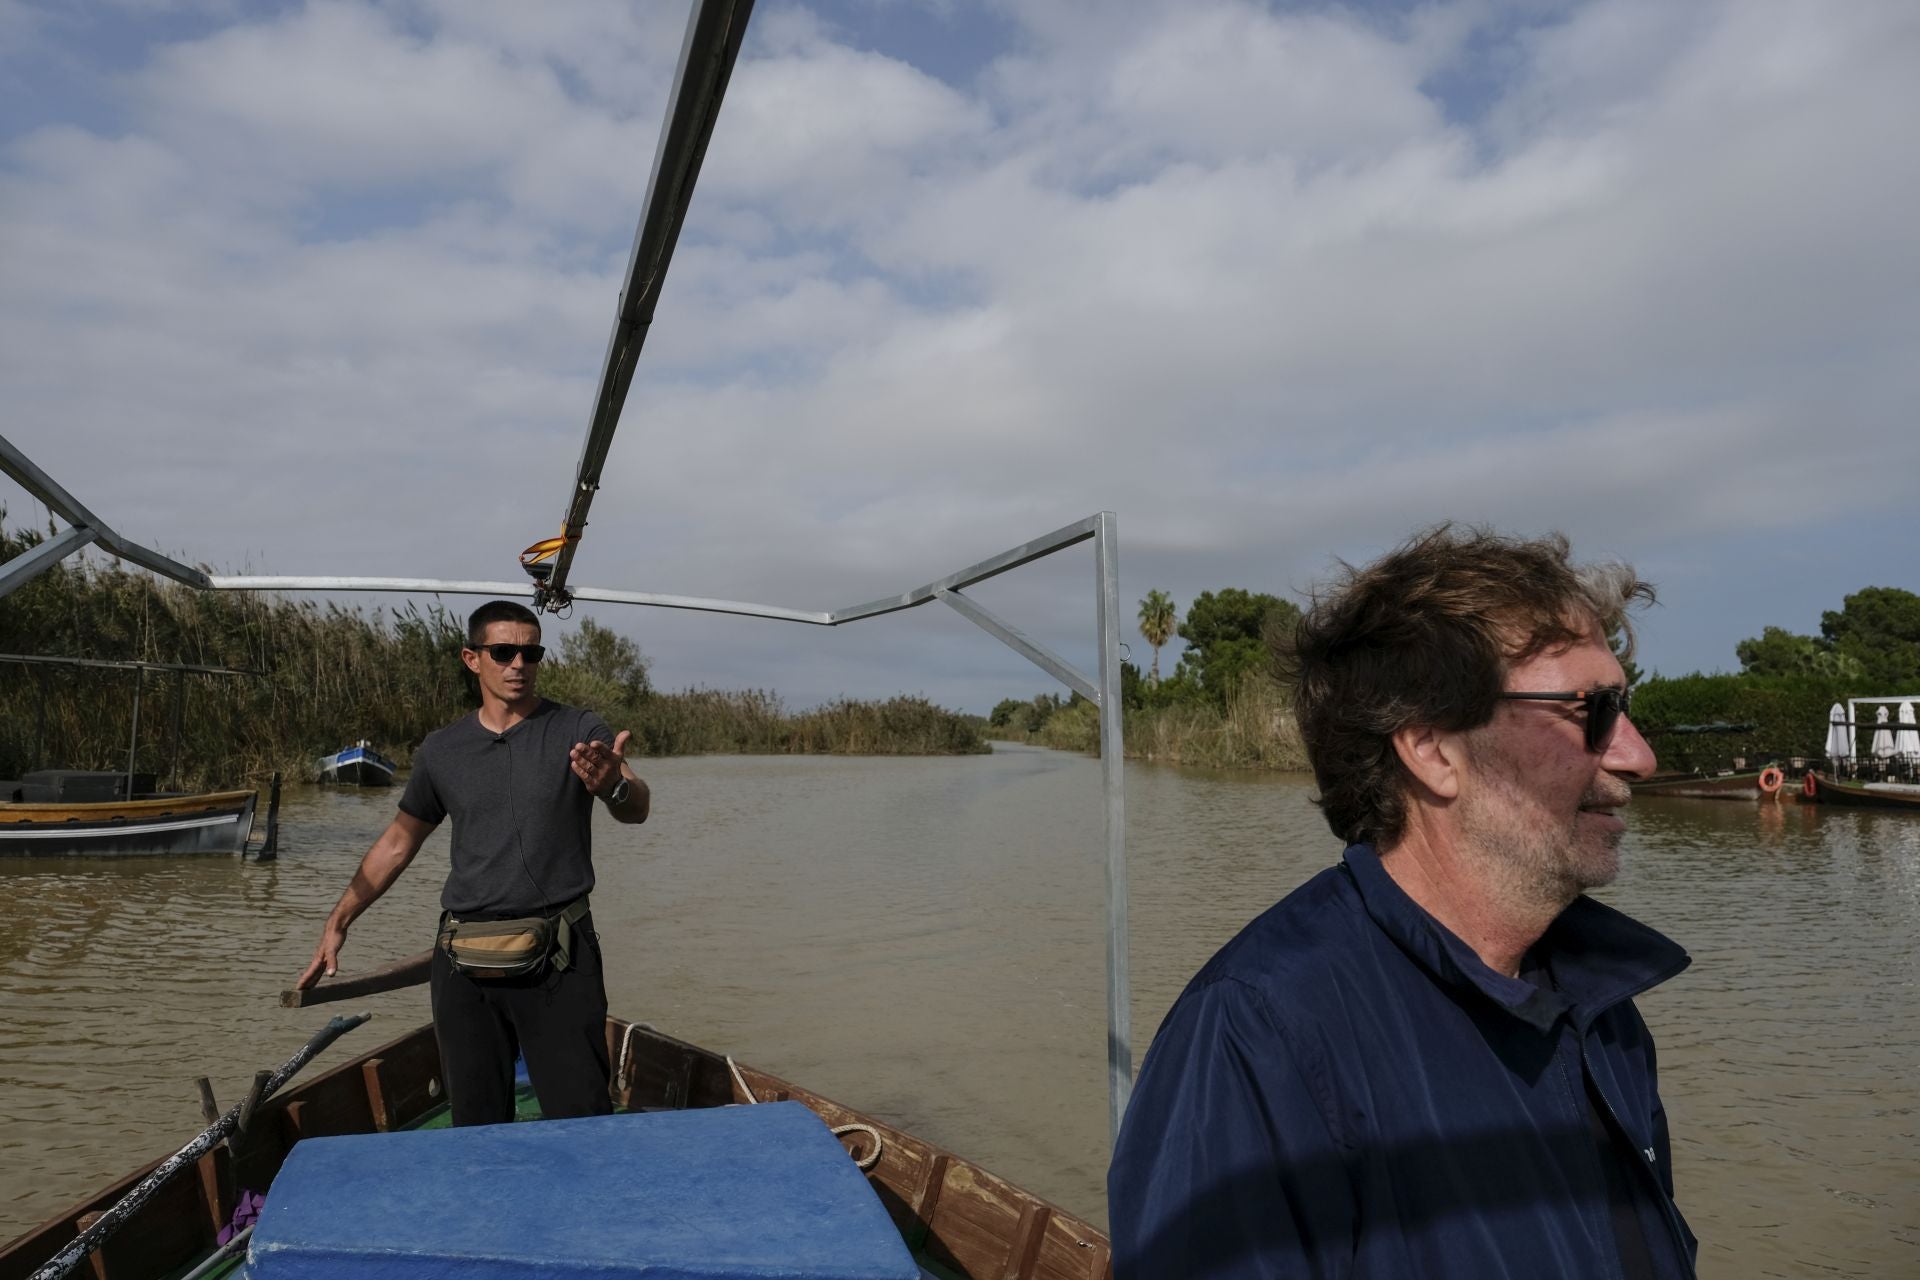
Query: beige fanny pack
[[438, 895, 591, 978]]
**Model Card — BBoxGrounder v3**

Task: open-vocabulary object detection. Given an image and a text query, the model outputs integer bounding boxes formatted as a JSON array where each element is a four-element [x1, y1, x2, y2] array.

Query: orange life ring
[[1803, 771, 1818, 798], [1757, 767, 1784, 794]]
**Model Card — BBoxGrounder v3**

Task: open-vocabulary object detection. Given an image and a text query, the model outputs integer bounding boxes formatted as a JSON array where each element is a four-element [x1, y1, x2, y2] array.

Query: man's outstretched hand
[[295, 919, 348, 990], [570, 729, 633, 798]]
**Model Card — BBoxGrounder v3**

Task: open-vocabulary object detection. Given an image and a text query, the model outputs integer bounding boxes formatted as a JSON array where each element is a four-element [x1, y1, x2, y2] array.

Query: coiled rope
[[726, 1055, 884, 1171]]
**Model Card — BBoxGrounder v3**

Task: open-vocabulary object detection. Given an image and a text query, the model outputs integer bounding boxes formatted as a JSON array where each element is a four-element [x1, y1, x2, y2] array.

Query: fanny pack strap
[[550, 893, 592, 973]]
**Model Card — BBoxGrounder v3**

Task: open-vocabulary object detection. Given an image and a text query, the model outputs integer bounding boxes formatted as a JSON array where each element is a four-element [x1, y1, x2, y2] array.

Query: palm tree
[[1138, 590, 1177, 685]]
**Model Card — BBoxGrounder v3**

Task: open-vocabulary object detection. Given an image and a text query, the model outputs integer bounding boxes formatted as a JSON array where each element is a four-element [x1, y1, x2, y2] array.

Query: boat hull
[[0, 790, 258, 857], [1804, 772, 1920, 811], [0, 1018, 1113, 1280], [314, 745, 396, 787], [1631, 771, 1771, 800]]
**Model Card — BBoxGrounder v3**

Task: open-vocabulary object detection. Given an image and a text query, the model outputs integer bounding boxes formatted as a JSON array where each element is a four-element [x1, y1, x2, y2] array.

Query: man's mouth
[[1579, 786, 1631, 822]]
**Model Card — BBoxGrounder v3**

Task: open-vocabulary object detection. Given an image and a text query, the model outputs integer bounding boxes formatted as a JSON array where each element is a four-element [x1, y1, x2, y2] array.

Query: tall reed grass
[[1003, 676, 1308, 770], [0, 519, 985, 789]]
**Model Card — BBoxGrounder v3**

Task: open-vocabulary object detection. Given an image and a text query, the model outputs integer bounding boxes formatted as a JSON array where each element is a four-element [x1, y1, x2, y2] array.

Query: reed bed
[[998, 676, 1309, 771], [0, 520, 986, 789]]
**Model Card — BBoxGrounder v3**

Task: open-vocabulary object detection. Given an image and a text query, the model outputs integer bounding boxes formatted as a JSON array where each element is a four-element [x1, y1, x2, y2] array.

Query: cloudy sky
[[3, 0, 1916, 712]]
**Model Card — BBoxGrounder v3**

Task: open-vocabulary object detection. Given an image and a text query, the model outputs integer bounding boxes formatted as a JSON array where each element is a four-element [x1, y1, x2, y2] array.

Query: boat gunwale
[[0, 1016, 1112, 1280]]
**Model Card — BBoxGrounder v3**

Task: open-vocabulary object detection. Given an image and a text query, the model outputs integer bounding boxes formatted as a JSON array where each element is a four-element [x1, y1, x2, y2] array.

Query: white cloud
[[4, 0, 1918, 705]]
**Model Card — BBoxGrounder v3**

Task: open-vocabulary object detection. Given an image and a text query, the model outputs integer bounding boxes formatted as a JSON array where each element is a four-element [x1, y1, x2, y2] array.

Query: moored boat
[[312, 741, 396, 787], [0, 783, 258, 858], [1801, 771, 1920, 812], [1630, 769, 1778, 801], [0, 1016, 1114, 1280]]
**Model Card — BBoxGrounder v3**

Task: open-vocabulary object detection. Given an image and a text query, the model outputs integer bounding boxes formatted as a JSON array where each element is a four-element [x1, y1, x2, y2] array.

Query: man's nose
[[1604, 713, 1657, 781]]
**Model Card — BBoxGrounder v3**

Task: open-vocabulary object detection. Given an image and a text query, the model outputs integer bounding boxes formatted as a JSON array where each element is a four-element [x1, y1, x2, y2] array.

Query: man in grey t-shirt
[[295, 599, 649, 1124]]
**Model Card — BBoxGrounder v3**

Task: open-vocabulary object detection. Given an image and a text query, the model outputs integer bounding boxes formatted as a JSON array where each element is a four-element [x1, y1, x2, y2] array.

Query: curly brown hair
[[1280, 525, 1654, 847]]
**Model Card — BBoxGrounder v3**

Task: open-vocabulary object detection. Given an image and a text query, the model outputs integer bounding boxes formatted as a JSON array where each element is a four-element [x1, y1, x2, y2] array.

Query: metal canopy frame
[[0, 0, 1138, 1141], [0, 442, 1137, 1135], [0, 434, 210, 599], [539, 0, 754, 609]]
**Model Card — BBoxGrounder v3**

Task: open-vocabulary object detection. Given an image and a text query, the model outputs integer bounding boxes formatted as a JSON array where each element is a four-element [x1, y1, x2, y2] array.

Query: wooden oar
[[280, 949, 433, 1008], [28, 1015, 371, 1280]]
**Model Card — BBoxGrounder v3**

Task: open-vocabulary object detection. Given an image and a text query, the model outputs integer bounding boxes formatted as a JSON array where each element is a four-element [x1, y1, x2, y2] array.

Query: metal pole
[[1094, 511, 1132, 1142], [33, 666, 48, 765], [125, 668, 143, 800], [167, 671, 185, 792], [0, 523, 97, 601]]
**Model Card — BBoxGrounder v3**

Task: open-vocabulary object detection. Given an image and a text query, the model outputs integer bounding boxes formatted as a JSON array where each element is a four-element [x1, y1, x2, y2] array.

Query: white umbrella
[[1870, 705, 1896, 759], [1895, 701, 1920, 759], [1824, 703, 1852, 762]]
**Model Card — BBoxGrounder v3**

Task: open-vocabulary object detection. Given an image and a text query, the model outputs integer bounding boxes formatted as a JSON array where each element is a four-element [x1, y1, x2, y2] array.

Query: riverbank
[[0, 520, 986, 789], [994, 676, 1309, 770]]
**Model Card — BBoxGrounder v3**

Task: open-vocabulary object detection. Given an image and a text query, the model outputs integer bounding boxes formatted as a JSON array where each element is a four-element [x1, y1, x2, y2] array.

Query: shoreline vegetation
[[992, 582, 1920, 773], [0, 516, 986, 792], [990, 587, 1314, 771], [991, 675, 1310, 771], [10, 506, 1915, 786]]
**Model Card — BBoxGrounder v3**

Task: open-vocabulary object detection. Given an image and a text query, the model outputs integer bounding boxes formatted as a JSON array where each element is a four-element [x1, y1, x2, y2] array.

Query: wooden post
[[259, 772, 282, 860], [166, 671, 185, 793], [195, 1078, 220, 1126], [123, 668, 143, 800]]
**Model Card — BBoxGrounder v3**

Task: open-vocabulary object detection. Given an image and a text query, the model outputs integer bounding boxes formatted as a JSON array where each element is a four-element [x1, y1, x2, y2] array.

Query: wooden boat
[[0, 1016, 1114, 1280], [1802, 771, 1920, 811], [1630, 770, 1775, 800], [312, 741, 396, 787], [0, 787, 258, 857]]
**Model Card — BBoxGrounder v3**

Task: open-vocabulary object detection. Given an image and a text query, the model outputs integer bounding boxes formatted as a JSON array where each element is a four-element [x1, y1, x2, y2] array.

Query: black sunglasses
[[472, 643, 545, 665], [1497, 688, 1630, 752]]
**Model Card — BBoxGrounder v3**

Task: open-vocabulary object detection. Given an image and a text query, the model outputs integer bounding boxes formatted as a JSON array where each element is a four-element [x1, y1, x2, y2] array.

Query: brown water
[[1, 746, 1914, 1275]]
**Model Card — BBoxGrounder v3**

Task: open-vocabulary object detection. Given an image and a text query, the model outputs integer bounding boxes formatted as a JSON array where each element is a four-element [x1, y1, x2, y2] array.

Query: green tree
[[558, 617, 652, 702], [1178, 588, 1302, 706], [1735, 625, 1863, 680], [1821, 587, 1920, 686], [1137, 590, 1177, 685], [988, 697, 1029, 728]]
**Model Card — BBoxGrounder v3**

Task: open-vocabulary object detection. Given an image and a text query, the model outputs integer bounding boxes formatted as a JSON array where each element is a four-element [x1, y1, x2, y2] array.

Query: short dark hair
[[466, 600, 541, 647], [1281, 525, 1653, 848]]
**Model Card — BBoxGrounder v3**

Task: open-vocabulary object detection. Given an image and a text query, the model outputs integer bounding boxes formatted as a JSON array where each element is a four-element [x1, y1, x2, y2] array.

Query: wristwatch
[[603, 777, 631, 807]]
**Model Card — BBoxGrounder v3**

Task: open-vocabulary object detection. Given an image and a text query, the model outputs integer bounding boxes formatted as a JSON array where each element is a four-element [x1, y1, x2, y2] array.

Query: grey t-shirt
[[398, 700, 615, 917]]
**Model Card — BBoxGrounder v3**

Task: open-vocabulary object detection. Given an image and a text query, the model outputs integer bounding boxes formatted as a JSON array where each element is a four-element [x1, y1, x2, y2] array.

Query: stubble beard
[[1460, 739, 1628, 918]]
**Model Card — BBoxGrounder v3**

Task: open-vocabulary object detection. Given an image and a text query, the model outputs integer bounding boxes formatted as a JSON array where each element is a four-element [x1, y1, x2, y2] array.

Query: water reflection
[[0, 754, 1912, 1276]]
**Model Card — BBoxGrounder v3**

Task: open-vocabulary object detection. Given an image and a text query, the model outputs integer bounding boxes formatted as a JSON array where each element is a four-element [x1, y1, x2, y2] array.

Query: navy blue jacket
[[1109, 845, 1696, 1278]]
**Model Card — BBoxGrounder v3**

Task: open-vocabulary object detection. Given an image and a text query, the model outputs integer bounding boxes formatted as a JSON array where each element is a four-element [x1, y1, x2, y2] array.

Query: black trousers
[[429, 917, 613, 1126]]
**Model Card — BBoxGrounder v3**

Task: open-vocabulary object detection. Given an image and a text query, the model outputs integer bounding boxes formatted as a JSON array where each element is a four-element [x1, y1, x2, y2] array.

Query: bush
[[1632, 672, 1883, 770]]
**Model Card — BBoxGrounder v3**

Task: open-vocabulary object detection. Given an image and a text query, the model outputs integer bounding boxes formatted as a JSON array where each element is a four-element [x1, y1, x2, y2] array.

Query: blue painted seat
[[248, 1101, 918, 1279]]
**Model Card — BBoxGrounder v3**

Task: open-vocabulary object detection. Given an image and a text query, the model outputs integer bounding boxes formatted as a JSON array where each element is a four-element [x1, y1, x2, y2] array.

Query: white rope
[[725, 1055, 757, 1103], [725, 1055, 883, 1170], [614, 1021, 653, 1098], [832, 1122, 885, 1171]]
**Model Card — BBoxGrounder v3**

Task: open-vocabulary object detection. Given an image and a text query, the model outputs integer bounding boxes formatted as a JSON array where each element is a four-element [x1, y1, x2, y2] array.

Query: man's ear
[[1391, 723, 1465, 801]]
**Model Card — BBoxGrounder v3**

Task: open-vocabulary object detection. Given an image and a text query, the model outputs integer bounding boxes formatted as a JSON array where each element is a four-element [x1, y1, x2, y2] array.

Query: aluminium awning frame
[[0, 0, 1138, 1142], [0, 446, 1137, 1137]]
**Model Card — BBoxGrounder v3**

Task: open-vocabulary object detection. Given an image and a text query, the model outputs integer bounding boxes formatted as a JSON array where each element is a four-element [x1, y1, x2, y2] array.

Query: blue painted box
[[248, 1101, 918, 1279]]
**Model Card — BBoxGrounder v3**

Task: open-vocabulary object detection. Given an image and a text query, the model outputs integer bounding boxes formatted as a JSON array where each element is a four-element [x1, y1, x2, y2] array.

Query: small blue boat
[[313, 741, 395, 787]]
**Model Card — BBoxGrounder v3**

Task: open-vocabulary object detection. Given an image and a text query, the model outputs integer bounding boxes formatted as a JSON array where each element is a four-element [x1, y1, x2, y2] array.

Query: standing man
[[295, 600, 649, 1125], [1109, 527, 1696, 1278]]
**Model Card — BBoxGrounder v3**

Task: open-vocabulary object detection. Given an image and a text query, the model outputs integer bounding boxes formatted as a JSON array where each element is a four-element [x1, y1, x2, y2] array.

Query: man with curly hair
[[1110, 527, 1695, 1279]]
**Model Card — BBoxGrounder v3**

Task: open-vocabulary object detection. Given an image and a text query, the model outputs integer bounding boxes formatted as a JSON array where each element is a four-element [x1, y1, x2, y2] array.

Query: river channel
[[1, 745, 1914, 1275]]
